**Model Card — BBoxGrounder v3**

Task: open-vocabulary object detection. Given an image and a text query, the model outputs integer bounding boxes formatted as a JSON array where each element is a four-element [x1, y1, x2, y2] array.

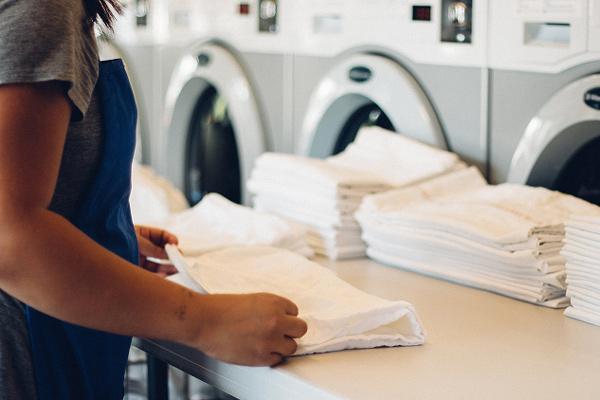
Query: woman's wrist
[[175, 289, 211, 349]]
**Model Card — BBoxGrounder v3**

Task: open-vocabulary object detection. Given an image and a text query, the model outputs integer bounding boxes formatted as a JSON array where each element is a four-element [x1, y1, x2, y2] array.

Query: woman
[[0, 0, 307, 398]]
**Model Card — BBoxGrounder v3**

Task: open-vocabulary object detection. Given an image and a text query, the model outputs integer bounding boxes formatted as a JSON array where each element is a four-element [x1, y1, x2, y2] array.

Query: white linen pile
[[130, 163, 189, 225], [328, 126, 466, 187], [356, 168, 600, 307], [562, 216, 600, 326], [163, 193, 313, 257], [248, 152, 390, 259], [166, 245, 425, 355], [248, 127, 465, 259], [129, 164, 312, 256]]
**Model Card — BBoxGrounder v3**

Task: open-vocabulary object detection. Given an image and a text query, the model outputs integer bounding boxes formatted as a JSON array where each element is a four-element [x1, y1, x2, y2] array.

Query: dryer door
[[298, 54, 446, 158], [509, 75, 600, 204], [163, 44, 265, 206], [97, 36, 150, 164]]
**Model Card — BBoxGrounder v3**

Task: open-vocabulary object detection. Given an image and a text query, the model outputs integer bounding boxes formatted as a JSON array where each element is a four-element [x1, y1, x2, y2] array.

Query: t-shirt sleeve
[[0, 0, 99, 119]]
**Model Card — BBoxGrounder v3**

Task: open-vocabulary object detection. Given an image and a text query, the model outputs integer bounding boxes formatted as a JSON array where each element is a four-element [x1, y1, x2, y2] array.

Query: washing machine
[[292, 0, 489, 171], [488, 0, 600, 205], [159, 0, 295, 206]]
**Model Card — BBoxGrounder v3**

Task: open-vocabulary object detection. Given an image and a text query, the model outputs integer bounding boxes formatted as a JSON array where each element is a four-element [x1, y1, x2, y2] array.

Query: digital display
[[412, 5, 432, 21]]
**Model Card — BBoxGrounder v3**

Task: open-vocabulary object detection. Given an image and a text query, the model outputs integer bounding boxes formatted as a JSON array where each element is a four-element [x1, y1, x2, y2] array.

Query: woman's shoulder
[[0, 0, 100, 119]]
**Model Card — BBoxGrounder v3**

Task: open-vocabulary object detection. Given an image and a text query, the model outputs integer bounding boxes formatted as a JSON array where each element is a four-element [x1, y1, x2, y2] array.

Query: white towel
[[250, 152, 389, 194], [130, 163, 189, 225], [367, 248, 569, 308], [254, 196, 360, 229], [360, 184, 599, 246], [163, 194, 312, 257], [363, 229, 565, 272], [564, 306, 600, 326], [328, 126, 464, 187], [166, 245, 425, 355], [562, 218, 600, 326], [358, 167, 487, 215], [358, 177, 600, 307]]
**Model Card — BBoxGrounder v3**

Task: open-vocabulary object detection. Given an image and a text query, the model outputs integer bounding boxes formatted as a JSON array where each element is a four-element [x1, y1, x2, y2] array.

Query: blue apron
[[24, 60, 139, 399]]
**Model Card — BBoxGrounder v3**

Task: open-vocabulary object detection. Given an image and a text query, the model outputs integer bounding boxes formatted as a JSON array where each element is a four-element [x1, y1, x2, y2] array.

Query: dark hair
[[83, 0, 122, 29]]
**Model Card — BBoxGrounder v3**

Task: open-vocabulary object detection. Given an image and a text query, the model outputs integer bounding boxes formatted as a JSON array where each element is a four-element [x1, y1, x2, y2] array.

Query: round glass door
[[185, 85, 241, 206], [332, 103, 395, 155], [553, 136, 600, 205]]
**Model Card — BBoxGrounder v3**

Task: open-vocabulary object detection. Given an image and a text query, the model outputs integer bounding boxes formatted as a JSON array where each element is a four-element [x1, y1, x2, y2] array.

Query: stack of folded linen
[[248, 153, 390, 259], [356, 169, 600, 307], [562, 216, 600, 325], [166, 245, 425, 355], [163, 193, 313, 257], [248, 127, 465, 259], [130, 163, 189, 225]]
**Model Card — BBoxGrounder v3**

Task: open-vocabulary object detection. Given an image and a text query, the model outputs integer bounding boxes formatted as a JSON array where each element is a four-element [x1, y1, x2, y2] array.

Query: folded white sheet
[[357, 174, 600, 307], [163, 194, 312, 257], [367, 247, 569, 308], [254, 196, 360, 229], [562, 219, 600, 326], [358, 167, 486, 215], [364, 230, 565, 272], [359, 184, 599, 247], [328, 126, 464, 187], [166, 245, 425, 355], [564, 306, 600, 326], [250, 153, 389, 194], [130, 163, 189, 225]]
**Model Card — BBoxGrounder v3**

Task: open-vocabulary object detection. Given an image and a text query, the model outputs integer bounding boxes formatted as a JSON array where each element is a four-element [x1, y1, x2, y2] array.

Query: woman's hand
[[135, 225, 179, 277], [190, 293, 308, 366]]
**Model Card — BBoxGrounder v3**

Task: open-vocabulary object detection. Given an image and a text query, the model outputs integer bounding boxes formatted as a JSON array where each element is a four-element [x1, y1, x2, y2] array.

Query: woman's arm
[[0, 82, 306, 366]]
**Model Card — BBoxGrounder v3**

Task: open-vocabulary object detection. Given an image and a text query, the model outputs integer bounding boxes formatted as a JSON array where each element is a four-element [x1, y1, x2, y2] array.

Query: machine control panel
[[291, 0, 488, 67], [259, 0, 279, 32], [441, 0, 472, 43], [489, 0, 599, 72]]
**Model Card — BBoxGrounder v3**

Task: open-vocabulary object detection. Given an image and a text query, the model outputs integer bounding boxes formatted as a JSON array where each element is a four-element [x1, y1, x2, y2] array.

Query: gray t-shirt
[[0, 0, 104, 397]]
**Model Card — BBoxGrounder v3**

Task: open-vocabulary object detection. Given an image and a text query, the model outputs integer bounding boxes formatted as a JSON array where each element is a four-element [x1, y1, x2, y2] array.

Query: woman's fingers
[[265, 353, 283, 366], [275, 336, 298, 357], [280, 298, 299, 316], [143, 226, 178, 246], [283, 316, 308, 339], [138, 236, 168, 260], [162, 230, 179, 245], [157, 264, 178, 275]]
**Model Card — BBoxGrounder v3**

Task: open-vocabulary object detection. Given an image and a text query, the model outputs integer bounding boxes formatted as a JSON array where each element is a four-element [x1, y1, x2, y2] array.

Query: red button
[[239, 3, 250, 15]]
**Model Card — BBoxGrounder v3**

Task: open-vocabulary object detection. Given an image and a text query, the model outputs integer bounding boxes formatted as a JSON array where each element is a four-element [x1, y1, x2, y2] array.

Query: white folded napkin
[[166, 245, 425, 355]]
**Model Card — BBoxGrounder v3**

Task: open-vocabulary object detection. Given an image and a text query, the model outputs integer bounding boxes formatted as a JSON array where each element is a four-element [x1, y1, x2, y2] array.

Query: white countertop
[[140, 257, 600, 400]]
